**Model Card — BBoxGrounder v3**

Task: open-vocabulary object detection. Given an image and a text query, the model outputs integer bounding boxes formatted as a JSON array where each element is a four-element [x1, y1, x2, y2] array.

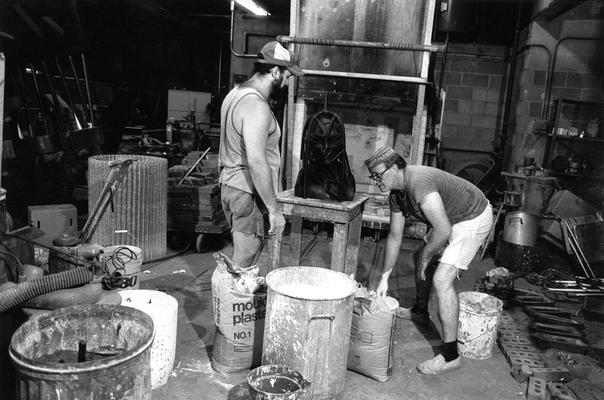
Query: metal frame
[[285, 0, 437, 182]]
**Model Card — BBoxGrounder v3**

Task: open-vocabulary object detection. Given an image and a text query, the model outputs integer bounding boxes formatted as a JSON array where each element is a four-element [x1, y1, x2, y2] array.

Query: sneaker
[[395, 306, 430, 324], [417, 354, 461, 375]]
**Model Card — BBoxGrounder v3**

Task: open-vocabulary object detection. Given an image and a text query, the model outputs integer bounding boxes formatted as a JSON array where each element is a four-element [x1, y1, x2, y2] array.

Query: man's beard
[[268, 77, 286, 107], [269, 76, 285, 99]]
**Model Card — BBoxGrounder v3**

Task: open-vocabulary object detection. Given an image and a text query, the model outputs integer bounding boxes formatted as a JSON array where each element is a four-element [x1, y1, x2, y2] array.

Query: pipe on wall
[[515, 43, 552, 119], [229, 1, 257, 58], [544, 36, 603, 120], [277, 35, 443, 53]]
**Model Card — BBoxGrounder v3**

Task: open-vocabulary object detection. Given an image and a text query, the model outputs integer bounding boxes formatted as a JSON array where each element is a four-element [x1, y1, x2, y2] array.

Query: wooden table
[[270, 189, 368, 276]]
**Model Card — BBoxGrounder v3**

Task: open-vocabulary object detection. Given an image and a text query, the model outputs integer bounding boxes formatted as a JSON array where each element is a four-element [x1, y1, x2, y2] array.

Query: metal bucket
[[9, 304, 154, 400], [503, 211, 540, 247], [521, 176, 557, 216], [263, 267, 357, 400], [247, 364, 311, 400], [457, 292, 503, 359]]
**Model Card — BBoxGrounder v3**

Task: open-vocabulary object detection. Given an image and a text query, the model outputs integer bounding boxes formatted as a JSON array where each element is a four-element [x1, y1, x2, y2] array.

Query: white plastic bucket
[[120, 290, 178, 389], [457, 291, 503, 360], [103, 245, 143, 289]]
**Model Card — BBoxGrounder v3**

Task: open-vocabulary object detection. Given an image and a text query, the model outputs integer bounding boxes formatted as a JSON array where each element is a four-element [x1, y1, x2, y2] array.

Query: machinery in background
[[45, 158, 136, 293]]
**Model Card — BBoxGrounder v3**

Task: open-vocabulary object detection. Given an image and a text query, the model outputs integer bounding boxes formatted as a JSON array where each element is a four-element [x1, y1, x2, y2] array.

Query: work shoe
[[395, 306, 430, 325], [417, 354, 461, 375]]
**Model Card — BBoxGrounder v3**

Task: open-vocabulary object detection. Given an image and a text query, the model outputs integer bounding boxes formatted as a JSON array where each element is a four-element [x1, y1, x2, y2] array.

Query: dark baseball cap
[[257, 41, 305, 76]]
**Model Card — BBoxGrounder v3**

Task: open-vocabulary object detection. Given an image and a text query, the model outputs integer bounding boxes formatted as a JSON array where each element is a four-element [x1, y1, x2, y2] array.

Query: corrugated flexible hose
[[0, 267, 93, 313]]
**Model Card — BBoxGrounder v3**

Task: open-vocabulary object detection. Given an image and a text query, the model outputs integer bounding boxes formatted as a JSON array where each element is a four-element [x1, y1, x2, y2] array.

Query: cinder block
[[510, 358, 546, 382], [527, 377, 548, 400], [486, 90, 501, 103], [547, 382, 578, 400], [473, 88, 488, 102], [507, 350, 542, 362], [449, 58, 477, 72], [533, 71, 547, 86], [462, 73, 489, 87], [448, 86, 474, 100], [444, 71, 462, 85], [531, 367, 572, 382], [476, 60, 506, 75]]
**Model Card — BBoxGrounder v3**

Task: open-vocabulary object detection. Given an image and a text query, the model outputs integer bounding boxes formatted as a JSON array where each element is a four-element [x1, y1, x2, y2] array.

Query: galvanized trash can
[[263, 266, 357, 400], [10, 304, 154, 400]]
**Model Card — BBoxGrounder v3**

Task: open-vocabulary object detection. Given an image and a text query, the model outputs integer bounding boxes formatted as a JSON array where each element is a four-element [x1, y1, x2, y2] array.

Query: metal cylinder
[[503, 211, 540, 247], [9, 304, 154, 400], [88, 155, 167, 261], [263, 267, 357, 400]]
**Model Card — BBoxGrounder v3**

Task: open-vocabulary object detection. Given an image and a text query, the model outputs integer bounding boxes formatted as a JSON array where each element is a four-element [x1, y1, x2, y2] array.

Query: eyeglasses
[[368, 168, 388, 183]]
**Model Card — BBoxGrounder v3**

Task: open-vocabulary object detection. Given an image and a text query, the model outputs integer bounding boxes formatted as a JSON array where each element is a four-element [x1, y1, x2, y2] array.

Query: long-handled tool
[[68, 55, 89, 127], [480, 202, 504, 259], [16, 64, 33, 137], [41, 60, 69, 149], [29, 63, 52, 138], [562, 218, 596, 279], [80, 158, 136, 243], [55, 57, 82, 130], [81, 53, 95, 125], [177, 147, 211, 185]]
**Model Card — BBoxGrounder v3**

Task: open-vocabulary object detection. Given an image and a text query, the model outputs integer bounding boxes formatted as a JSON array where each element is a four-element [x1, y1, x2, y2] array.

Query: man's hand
[[414, 250, 429, 281], [372, 278, 389, 297], [268, 210, 286, 236]]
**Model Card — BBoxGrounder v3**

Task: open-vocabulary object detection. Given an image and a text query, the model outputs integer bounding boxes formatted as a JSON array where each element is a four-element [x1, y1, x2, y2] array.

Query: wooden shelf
[[548, 134, 604, 144], [549, 171, 604, 181]]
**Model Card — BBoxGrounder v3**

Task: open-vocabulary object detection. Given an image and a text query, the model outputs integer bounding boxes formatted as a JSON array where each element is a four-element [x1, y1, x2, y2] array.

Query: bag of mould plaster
[[211, 252, 266, 372], [347, 287, 399, 382]]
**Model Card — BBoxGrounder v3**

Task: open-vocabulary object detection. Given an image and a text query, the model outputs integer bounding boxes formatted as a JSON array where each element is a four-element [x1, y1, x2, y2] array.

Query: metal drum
[[263, 267, 357, 400], [503, 211, 540, 247], [10, 304, 154, 400]]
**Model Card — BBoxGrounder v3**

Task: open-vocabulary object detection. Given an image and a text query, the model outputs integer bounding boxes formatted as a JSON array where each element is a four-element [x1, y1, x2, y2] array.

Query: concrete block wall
[[434, 44, 509, 172], [229, 12, 289, 88], [507, 1, 604, 209]]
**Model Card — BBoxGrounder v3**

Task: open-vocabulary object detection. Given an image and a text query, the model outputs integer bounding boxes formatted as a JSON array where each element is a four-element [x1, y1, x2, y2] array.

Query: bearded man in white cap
[[218, 41, 304, 268], [364, 145, 493, 375]]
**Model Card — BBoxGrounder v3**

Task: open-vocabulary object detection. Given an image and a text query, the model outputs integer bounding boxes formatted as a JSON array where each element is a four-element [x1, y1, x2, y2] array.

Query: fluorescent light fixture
[[235, 0, 270, 16]]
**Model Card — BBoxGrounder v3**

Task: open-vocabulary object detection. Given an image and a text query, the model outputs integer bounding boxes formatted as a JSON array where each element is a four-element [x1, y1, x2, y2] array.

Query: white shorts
[[439, 204, 493, 270]]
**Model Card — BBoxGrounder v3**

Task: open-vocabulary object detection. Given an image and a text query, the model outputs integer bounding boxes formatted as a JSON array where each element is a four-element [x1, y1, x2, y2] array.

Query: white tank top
[[218, 86, 281, 194]]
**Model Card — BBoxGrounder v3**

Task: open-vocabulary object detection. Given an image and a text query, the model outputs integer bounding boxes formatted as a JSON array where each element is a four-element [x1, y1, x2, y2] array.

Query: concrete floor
[[143, 231, 527, 400]]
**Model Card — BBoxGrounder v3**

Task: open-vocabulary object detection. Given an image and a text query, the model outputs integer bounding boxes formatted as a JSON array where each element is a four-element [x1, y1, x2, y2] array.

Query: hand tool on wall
[[81, 53, 95, 125], [29, 63, 51, 138], [55, 57, 81, 130], [41, 60, 69, 149], [68, 55, 89, 127], [16, 64, 33, 137]]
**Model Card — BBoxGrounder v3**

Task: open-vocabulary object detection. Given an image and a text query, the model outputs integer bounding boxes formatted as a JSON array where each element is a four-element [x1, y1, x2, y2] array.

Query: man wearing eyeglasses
[[364, 145, 493, 375]]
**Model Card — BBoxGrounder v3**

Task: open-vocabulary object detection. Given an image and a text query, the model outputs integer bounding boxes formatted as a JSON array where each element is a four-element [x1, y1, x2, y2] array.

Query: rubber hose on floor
[[0, 267, 93, 313]]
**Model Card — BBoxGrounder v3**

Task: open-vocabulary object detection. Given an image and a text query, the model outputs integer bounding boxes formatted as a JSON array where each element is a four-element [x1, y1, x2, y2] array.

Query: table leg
[[345, 212, 363, 277], [332, 222, 349, 273], [290, 216, 303, 265]]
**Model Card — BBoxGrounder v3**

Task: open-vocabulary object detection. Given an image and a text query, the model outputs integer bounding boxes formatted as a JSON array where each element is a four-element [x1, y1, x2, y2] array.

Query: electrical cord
[[0, 232, 96, 265], [101, 246, 140, 290], [0, 249, 23, 282]]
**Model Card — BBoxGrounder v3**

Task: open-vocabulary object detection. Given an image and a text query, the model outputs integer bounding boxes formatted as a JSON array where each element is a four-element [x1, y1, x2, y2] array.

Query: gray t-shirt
[[389, 165, 488, 225]]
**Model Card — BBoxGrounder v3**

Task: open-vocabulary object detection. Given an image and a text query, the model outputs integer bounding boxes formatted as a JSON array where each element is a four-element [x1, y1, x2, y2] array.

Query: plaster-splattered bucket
[[247, 364, 311, 400], [263, 266, 357, 400], [457, 291, 503, 359], [9, 304, 154, 400]]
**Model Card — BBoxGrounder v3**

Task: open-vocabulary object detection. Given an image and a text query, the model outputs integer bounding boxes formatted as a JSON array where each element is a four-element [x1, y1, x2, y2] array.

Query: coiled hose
[[0, 267, 93, 313]]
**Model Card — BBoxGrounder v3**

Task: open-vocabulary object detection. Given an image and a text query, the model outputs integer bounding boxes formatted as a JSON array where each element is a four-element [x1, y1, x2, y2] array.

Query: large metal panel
[[88, 155, 167, 261]]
